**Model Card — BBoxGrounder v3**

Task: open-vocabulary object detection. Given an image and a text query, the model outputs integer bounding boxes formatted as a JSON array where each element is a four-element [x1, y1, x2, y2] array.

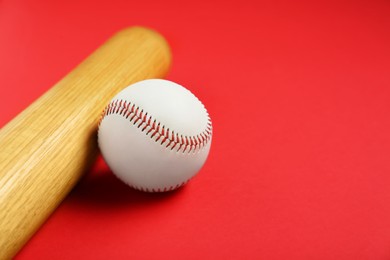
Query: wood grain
[[0, 27, 171, 259]]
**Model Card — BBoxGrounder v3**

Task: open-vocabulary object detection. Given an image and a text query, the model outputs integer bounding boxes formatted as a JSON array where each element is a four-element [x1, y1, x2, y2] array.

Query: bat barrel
[[0, 27, 171, 259]]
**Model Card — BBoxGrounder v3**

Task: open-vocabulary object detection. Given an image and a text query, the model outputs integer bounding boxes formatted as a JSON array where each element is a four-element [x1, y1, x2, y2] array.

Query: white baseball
[[98, 79, 212, 192]]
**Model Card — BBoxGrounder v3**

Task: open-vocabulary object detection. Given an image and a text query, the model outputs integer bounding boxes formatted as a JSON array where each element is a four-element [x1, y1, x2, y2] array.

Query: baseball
[[98, 79, 212, 192]]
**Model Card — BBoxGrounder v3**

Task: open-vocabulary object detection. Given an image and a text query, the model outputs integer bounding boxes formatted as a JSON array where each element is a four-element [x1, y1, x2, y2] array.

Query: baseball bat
[[0, 26, 171, 259]]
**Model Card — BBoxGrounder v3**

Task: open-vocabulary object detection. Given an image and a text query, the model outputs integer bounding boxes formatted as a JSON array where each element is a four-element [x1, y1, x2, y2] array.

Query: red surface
[[1, 0, 390, 259]]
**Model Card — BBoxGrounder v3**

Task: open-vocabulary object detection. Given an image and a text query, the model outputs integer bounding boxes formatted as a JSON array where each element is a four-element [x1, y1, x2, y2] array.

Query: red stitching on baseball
[[100, 99, 212, 154]]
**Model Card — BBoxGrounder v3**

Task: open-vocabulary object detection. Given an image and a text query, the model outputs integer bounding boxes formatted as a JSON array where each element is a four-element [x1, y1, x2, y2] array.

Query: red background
[[1, 0, 390, 259]]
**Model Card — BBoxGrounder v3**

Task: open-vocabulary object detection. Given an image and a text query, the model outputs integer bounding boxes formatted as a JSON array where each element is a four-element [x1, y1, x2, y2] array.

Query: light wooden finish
[[0, 27, 171, 259]]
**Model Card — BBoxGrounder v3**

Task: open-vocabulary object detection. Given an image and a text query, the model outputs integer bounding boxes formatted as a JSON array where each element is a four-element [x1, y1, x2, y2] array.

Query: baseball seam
[[98, 99, 212, 192], [125, 180, 190, 193], [99, 99, 212, 154]]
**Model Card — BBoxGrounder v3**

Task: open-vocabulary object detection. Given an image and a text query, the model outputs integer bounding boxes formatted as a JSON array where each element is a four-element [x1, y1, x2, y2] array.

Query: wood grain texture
[[0, 27, 171, 259]]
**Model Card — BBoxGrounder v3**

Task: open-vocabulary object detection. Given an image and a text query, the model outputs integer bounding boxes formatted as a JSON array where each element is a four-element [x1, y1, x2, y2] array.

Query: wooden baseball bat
[[0, 27, 171, 259]]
